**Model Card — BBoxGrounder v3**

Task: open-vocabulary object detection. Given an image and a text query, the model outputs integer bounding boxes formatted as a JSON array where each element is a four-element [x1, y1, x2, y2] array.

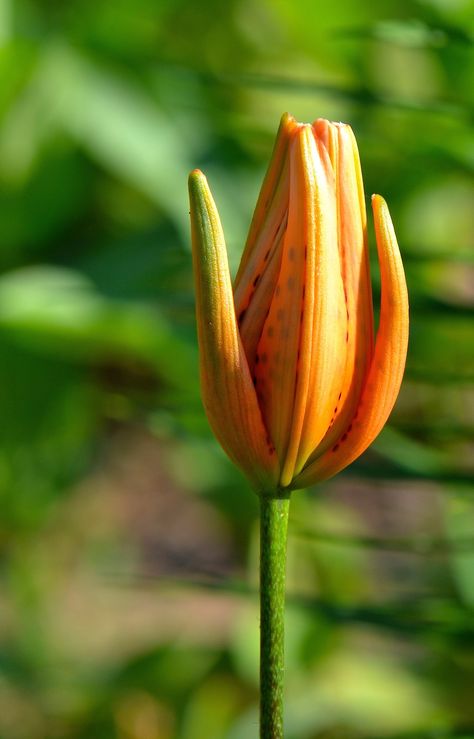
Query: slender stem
[[260, 494, 290, 739]]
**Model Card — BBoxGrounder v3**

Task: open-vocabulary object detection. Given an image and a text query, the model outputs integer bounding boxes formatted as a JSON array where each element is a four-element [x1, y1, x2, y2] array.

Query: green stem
[[260, 494, 290, 739]]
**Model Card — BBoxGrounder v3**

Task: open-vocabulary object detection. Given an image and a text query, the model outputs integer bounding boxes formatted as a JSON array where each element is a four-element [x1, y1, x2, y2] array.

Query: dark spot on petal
[[345, 331, 349, 342], [338, 392, 342, 400], [341, 433, 348, 442], [334, 406, 338, 414], [332, 444, 340, 452], [264, 249, 270, 261], [238, 309, 246, 324], [253, 273, 261, 287], [266, 434, 274, 451], [347, 423, 353, 432], [255, 354, 259, 364]]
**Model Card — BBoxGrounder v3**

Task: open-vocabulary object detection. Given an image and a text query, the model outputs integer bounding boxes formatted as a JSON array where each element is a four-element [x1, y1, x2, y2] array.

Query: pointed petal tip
[[280, 112, 301, 138], [372, 196, 399, 244], [372, 194, 392, 219], [188, 168, 207, 189], [188, 170, 216, 223]]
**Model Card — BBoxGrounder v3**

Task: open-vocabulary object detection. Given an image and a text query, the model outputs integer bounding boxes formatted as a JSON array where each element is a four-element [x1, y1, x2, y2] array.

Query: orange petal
[[254, 126, 347, 487], [288, 128, 349, 482], [293, 194, 408, 488], [236, 228, 286, 374], [304, 120, 374, 463], [234, 113, 298, 372], [188, 169, 280, 492], [234, 112, 299, 296]]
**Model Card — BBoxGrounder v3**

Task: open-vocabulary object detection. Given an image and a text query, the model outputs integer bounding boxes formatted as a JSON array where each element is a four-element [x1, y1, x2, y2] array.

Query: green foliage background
[[0, 0, 473, 737]]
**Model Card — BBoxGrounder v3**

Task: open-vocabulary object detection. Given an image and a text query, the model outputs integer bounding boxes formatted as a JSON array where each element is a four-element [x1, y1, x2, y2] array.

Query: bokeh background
[[0, 0, 473, 737]]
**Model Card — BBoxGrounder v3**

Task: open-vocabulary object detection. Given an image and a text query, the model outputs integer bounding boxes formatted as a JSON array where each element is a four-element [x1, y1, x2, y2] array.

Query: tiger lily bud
[[188, 114, 409, 494]]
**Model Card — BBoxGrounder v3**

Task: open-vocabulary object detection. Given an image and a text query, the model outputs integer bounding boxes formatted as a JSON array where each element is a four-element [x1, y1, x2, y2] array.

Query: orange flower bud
[[188, 114, 409, 494]]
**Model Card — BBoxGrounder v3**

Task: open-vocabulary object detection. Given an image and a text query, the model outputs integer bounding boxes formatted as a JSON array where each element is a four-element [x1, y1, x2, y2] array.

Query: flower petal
[[293, 194, 409, 488], [254, 126, 347, 487], [234, 113, 298, 372], [288, 128, 349, 482], [188, 169, 280, 492], [304, 120, 374, 463], [234, 113, 298, 296]]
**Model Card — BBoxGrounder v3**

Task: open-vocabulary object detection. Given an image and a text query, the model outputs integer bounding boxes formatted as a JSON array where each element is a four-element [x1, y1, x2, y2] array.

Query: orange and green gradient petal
[[189, 170, 280, 492]]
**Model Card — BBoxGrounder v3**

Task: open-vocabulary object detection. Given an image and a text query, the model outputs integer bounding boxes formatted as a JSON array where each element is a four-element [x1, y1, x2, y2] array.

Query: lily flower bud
[[188, 114, 409, 494]]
